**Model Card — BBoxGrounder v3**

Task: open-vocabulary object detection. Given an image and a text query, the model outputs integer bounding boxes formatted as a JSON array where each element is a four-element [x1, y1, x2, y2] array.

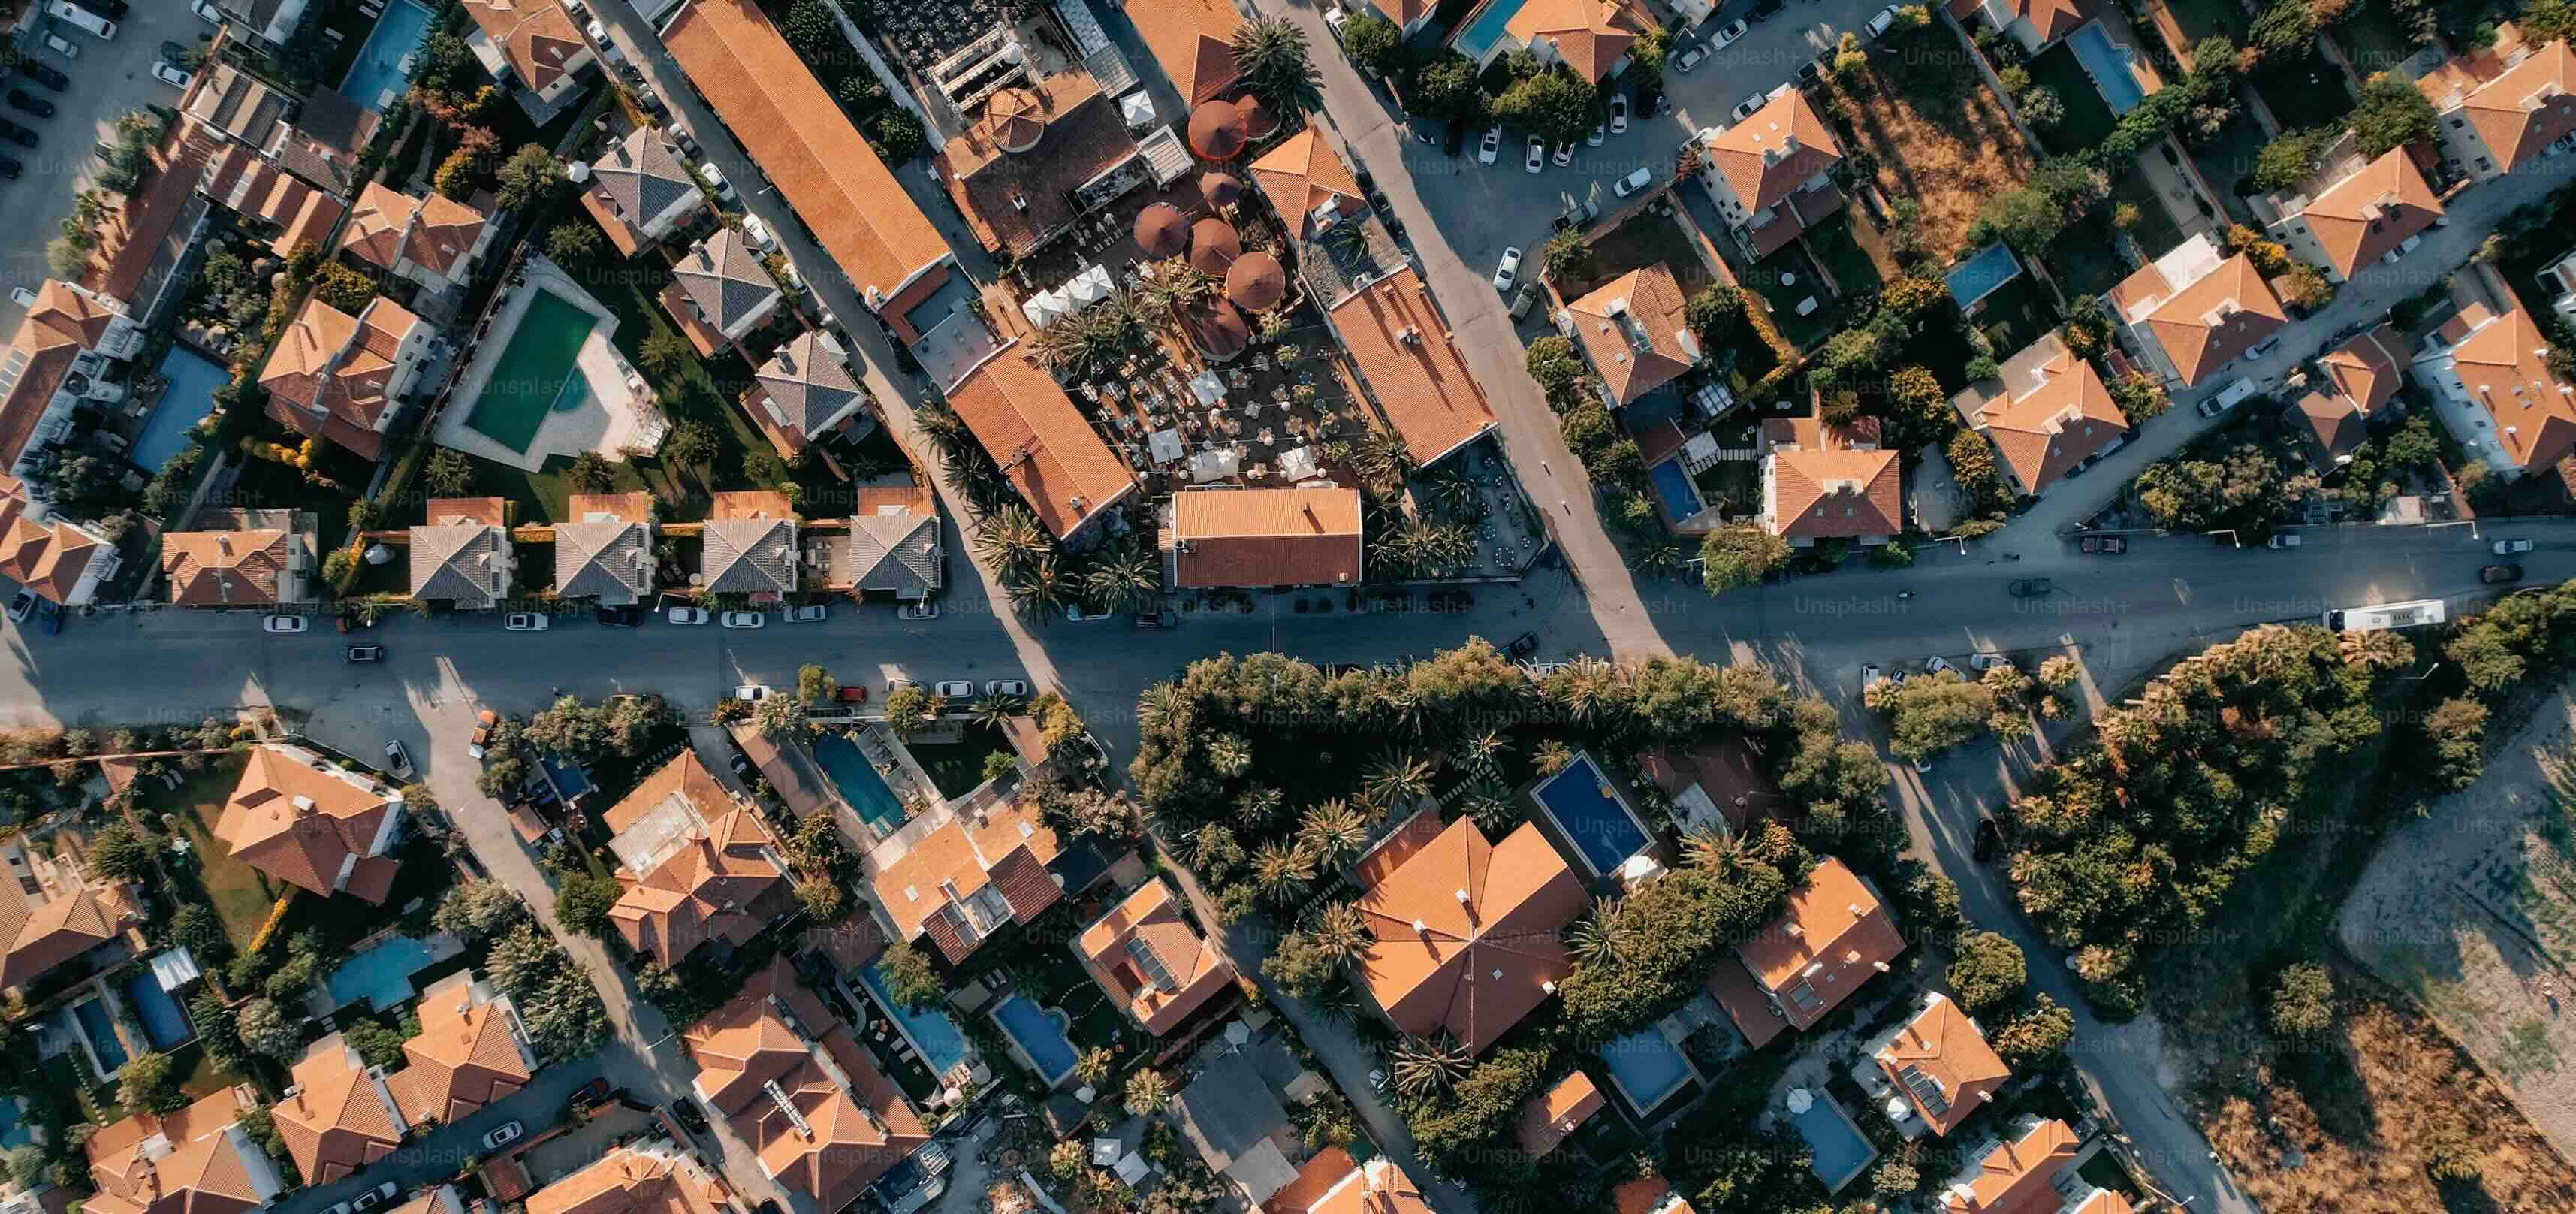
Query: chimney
[[1411, 918, 1428, 934], [1785, 923, 1805, 938], [216, 534, 233, 557], [1847, 904, 1864, 917], [1872, 960, 1890, 973], [1454, 889, 1470, 904]]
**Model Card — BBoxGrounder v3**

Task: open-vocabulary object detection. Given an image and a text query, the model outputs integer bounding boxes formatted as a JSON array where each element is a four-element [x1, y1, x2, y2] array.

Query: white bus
[[2325, 598, 2447, 633]]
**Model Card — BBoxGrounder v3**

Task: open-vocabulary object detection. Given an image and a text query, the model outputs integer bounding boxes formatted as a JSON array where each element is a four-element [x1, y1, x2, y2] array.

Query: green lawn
[[2331, 0, 2427, 77], [907, 728, 1018, 801], [2112, 171, 2187, 260], [1803, 216, 1886, 300], [1744, 244, 1840, 352], [1965, 273, 2060, 361], [1555, 210, 1720, 302], [2248, 47, 2357, 132], [2027, 41, 2122, 156], [2163, 0, 2249, 44], [155, 755, 284, 952]]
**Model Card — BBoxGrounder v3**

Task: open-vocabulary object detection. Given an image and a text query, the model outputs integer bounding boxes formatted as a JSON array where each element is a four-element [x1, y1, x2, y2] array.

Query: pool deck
[[433, 256, 667, 474]]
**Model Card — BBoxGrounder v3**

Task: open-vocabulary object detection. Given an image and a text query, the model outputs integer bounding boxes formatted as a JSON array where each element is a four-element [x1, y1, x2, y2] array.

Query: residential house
[[409, 497, 514, 609], [1166, 486, 1363, 589], [1264, 1148, 1434, 1214], [580, 125, 709, 258], [1868, 992, 2010, 1137], [0, 474, 120, 609], [743, 329, 873, 460], [1757, 406, 1900, 545], [258, 295, 435, 461], [1697, 90, 1846, 259], [182, 61, 291, 156], [1326, 268, 1500, 468], [870, 797, 1063, 965], [1175, 1050, 1298, 1206], [83, 1089, 287, 1214], [2412, 299, 2576, 480], [388, 970, 538, 1122], [462, 0, 599, 111], [1950, 332, 2129, 497], [382, 1189, 472, 1214], [1561, 264, 1703, 407], [813, 485, 943, 599], [2415, 26, 2576, 183], [683, 959, 930, 1208], [660, 0, 955, 332], [1636, 737, 1775, 836], [2107, 234, 2287, 387], [1944, 0, 2094, 53], [700, 491, 799, 601], [198, 142, 347, 258], [279, 88, 382, 198], [940, 73, 1141, 260], [0, 832, 140, 997], [83, 131, 221, 326], [943, 343, 1139, 542], [1452, 0, 1639, 86], [207, 0, 312, 52], [1939, 1118, 2133, 1213], [1515, 1072, 1603, 1160], [161, 510, 319, 608], [1607, 1178, 1696, 1214], [1075, 878, 1238, 1035], [1124, 0, 1244, 107], [1, 279, 147, 483], [340, 183, 496, 296], [602, 752, 791, 963], [1350, 810, 1587, 1054], [1707, 856, 1905, 1046], [2544, 246, 2576, 321], [2288, 325, 2406, 467], [525, 1140, 740, 1214], [553, 492, 655, 606], [1362, 0, 1438, 36], [216, 744, 406, 902], [2268, 146, 2444, 282], [1249, 128, 1366, 244], [661, 228, 781, 357], [270, 1038, 406, 1185]]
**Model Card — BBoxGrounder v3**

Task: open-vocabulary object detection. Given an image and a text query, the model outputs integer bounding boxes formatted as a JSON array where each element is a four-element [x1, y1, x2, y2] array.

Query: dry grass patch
[[1829, 29, 2037, 261]]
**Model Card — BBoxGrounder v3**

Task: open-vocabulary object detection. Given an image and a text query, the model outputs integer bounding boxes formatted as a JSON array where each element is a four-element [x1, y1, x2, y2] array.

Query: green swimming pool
[[463, 289, 597, 453]]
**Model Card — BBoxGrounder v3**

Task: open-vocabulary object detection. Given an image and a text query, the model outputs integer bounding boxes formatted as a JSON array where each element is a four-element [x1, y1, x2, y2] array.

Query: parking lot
[[0, 0, 209, 333]]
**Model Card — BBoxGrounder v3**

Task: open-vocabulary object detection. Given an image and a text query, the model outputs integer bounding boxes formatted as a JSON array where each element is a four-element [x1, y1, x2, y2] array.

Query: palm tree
[[1026, 313, 1086, 373], [912, 400, 970, 457], [1310, 901, 1371, 968], [1389, 1034, 1471, 1096], [1085, 542, 1161, 614], [1298, 799, 1370, 869], [1137, 258, 1220, 331], [1532, 739, 1576, 777], [1232, 18, 1324, 118], [973, 505, 1048, 574], [1362, 750, 1434, 810], [1354, 426, 1417, 494], [2339, 628, 2411, 672], [1208, 734, 1253, 778], [1250, 840, 1317, 904], [1458, 729, 1509, 776], [1075, 1046, 1116, 1087], [1458, 779, 1517, 833], [1424, 469, 1483, 515], [1236, 784, 1285, 826], [1123, 1068, 1171, 1116], [1682, 828, 1751, 874], [1566, 896, 1627, 965], [971, 693, 1022, 729], [1002, 553, 1070, 615], [1139, 684, 1191, 733]]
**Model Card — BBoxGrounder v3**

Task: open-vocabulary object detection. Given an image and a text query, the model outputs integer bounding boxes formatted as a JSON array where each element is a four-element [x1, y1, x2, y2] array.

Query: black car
[[1795, 58, 1823, 85], [1749, 0, 1784, 18], [0, 118, 35, 148], [595, 604, 644, 627], [5, 91, 53, 119], [68, 0, 128, 17], [1443, 119, 1464, 156], [2483, 563, 2526, 585], [0, 155, 20, 180], [1973, 815, 2004, 862], [345, 645, 385, 663], [14, 60, 68, 91], [2007, 577, 2053, 598], [1506, 631, 1540, 660]]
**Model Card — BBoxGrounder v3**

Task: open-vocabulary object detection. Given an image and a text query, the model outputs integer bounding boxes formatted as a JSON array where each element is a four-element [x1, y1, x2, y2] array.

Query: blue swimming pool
[[813, 733, 906, 835], [134, 348, 224, 474], [0, 1098, 29, 1149], [1790, 1094, 1878, 1192], [989, 995, 1080, 1087], [1944, 243, 2023, 312], [1533, 753, 1651, 877], [1648, 458, 1705, 523], [339, 0, 436, 114], [1455, 0, 1528, 63], [71, 998, 128, 1074], [326, 935, 440, 1012], [2068, 21, 2146, 114], [1600, 1028, 1696, 1114], [121, 972, 193, 1050], [858, 960, 970, 1076]]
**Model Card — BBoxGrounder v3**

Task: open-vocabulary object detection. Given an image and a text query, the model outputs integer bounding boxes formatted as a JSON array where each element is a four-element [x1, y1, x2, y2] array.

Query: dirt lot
[[1831, 29, 2037, 261]]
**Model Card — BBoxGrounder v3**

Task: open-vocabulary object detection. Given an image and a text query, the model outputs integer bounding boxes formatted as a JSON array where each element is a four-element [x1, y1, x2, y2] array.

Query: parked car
[[783, 603, 827, 623], [43, 0, 114, 37], [984, 679, 1030, 698], [1525, 134, 1545, 173], [38, 32, 75, 59], [1443, 119, 1465, 156], [2007, 578, 2053, 597], [1924, 655, 1956, 675], [481, 1121, 526, 1151], [191, 0, 222, 21], [1968, 653, 2011, 671], [2494, 538, 2535, 554], [1585, 122, 1604, 146], [1710, 17, 1748, 48], [68, 0, 127, 19], [571, 1077, 613, 1107], [1551, 140, 1573, 167], [503, 612, 548, 631], [698, 161, 734, 200], [149, 59, 191, 87], [718, 610, 765, 628], [667, 605, 710, 624], [1729, 92, 1765, 122], [1322, 4, 1348, 40], [382, 741, 412, 778], [595, 605, 643, 627], [8, 591, 32, 623], [1506, 632, 1540, 659], [1860, 663, 1885, 689], [897, 601, 940, 621], [2196, 376, 2258, 418], [734, 684, 772, 702], [0, 117, 35, 147], [0, 155, 20, 179], [7, 91, 56, 119], [1064, 604, 1114, 621], [345, 645, 385, 663], [263, 614, 307, 633], [1611, 166, 1653, 197], [1491, 246, 1522, 292], [1865, 5, 1902, 38], [1477, 125, 1500, 165], [351, 1183, 397, 1214], [14, 60, 68, 90], [2079, 536, 2126, 554], [2267, 533, 2303, 549], [1609, 93, 1629, 134], [1673, 40, 1709, 71], [1794, 58, 1823, 86], [1973, 814, 2004, 862], [468, 709, 496, 760], [934, 680, 975, 699], [2484, 563, 2526, 584], [835, 684, 869, 703], [1510, 282, 1540, 319]]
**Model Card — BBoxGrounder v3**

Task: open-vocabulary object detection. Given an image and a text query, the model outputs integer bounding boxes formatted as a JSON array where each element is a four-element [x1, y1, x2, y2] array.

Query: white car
[[934, 680, 976, 699], [1551, 140, 1573, 167], [1586, 123, 1604, 147], [1525, 134, 1545, 173], [190, 0, 222, 23], [382, 741, 412, 778], [1065, 605, 1115, 621], [351, 1183, 397, 1214], [782, 603, 827, 623], [897, 601, 940, 621], [1925, 655, 1956, 675], [262, 615, 307, 634], [698, 161, 735, 201], [149, 59, 192, 88], [1865, 5, 1902, 38], [741, 213, 778, 251], [1477, 125, 1501, 165], [481, 1121, 524, 1151], [504, 613, 548, 632], [2495, 539, 2536, 554], [1609, 93, 1628, 134], [1492, 246, 1522, 293], [1709, 18, 1747, 49], [1675, 42, 1709, 71], [734, 684, 773, 702], [1968, 653, 2012, 672], [719, 610, 765, 629], [984, 679, 1030, 698], [1323, 4, 1347, 40], [667, 606, 710, 624], [1730, 92, 1766, 122], [1611, 166, 1654, 197]]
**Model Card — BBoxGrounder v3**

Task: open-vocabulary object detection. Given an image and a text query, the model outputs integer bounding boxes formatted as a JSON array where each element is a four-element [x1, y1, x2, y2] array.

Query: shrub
[[1946, 931, 2028, 1010], [2268, 962, 2334, 1035], [879, 941, 941, 1010]]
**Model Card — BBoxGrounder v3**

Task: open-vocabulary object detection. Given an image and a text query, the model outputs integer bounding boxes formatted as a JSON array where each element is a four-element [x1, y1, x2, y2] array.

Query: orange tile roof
[[2321, 324, 2406, 415], [260, 295, 421, 461], [1564, 264, 1700, 404], [2418, 33, 2576, 174], [216, 744, 399, 900], [662, 0, 950, 307], [0, 476, 110, 606], [1609, 1177, 1694, 1214], [1736, 857, 1905, 1030], [273, 1044, 402, 1186], [342, 183, 489, 281], [1706, 959, 1788, 1047], [1354, 816, 1585, 1054], [2291, 148, 2442, 279], [1875, 994, 2010, 1137], [1365, 0, 1433, 23], [0, 280, 122, 471], [1514, 1071, 1602, 1158], [1329, 267, 1497, 467], [1991, 0, 2093, 44], [162, 527, 298, 606], [86, 1091, 273, 1214], [945, 343, 1138, 539], [1504, 0, 1637, 84], [1171, 486, 1363, 587], [686, 959, 929, 1207], [87, 132, 219, 304], [463, 0, 590, 93], [1125, 0, 1244, 106], [605, 753, 789, 961], [2288, 390, 2366, 462], [2444, 303, 2576, 471], [1763, 414, 1900, 540], [1248, 129, 1365, 239], [1704, 89, 1842, 214], [941, 74, 1137, 257], [872, 798, 1063, 964], [389, 977, 532, 1125], [526, 1146, 734, 1214], [1076, 880, 1238, 1035], [1940, 1118, 2080, 1214], [1264, 1151, 1434, 1214], [0, 846, 134, 990], [1969, 340, 2127, 494], [2108, 252, 2286, 386]]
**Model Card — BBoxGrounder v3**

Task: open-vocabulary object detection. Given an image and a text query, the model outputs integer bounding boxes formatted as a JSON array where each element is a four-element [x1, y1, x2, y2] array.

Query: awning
[[1068, 263, 1114, 304], [1119, 89, 1156, 129], [1189, 369, 1226, 406], [150, 948, 202, 992], [1148, 428, 1184, 465], [1022, 293, 1066, 326]]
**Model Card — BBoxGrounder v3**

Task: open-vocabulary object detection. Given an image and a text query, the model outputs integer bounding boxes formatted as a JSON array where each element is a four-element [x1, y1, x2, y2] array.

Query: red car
[[2080, 536, 2127, 554], [836, 684, 869, 704]]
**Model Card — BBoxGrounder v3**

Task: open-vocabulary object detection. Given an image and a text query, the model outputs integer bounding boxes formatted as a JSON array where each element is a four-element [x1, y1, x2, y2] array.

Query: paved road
[[274, 1055, 605, 1214]]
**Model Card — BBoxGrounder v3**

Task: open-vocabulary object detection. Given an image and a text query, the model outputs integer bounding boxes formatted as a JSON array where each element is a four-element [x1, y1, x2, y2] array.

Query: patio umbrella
[[1234, 94, 1278, 140], [1278, 445, 1319, 481], [1187, 99, 1247, 160], [1119, 89, 1157, 129], [1021, 296, 1055, 327], [1200, 171, 1242, 209], [1189, 369, 1226, 406], [983, 86, 1046, 153], [1187, 300, 1250, 361], [1189, 218, 1241, 274], [1133, 202, 1188, 258], [1224, 249, 1286, 311], [1038, 286, 1075, 318], [1067, 264, 1112, 305]]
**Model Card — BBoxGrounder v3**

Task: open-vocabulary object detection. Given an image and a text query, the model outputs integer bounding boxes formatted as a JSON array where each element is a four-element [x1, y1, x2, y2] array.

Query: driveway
[[267, 1055, 607, 1214]]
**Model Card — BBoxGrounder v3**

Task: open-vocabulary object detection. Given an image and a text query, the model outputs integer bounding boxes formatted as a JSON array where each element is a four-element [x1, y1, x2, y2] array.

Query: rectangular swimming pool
[[813, 733, 907, 835], [1532, 753, 1652, 877], [133, 348, 224, 473], [1944, 243, 2023, 312], [2068, 21, 2146, 114], [71, 997, 128, 1074], [1790, 1092, 1878, 1192], [339, 0, 437, 113], [988, 995, 1079, 1088], [0, 1098, 29, 1149], [1600, 1028, 1697, 1115], [1454, 0, 1528, 64], [858, 961, 970, 1076], [120, 972, 193, 1050], [326, 935, 441, 1012], [464, 288, 596, 454], [1648, 458, 1705, 523]]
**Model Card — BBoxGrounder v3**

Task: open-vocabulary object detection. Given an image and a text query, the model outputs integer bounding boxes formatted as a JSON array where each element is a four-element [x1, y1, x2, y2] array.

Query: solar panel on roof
[[1898, 1064, 1950, 1115]]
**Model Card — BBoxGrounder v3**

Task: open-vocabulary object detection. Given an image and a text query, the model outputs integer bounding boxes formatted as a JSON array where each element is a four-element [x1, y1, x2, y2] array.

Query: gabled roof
[[2322, 325, 2406, 415], [463, 0, 590, 93], [1353, 814, 1586, 1054], [85, 1091, 274, 1214], [526, 1146, 734, 1214], [1706, 89, 1842, 215], [1249, 129, 1365, 239], [1985, 0, 2092, 44], [662, 0, 950, 307], [2418, 32, 2576, 174], [686, 959, 931, 1207], [272, 1044, 403, 1186], [1504, 0, 1636, 84], [216, 744, 399, 900], [199, 143, 347, 257], [945, 344, 1138, 539], [699, 491, 798, 597], [1076, 879, 1238, 1035], [1263, 1150, 1435, 1214], [1875, 993, 2009, 1137], [183, 62, 288, 150], [668, 228, 781, 337], [554, 492, 655, 602], [1515, 1071, 1603, 1159], [845, 486, 943, 596], [1171, 486, 1363, 587], [1609, 1177, 1696, 1214], [2108, 249, 2286, 386], [2291, 148, 2442, 278], [1763, 414, 1900, 539], [163, 527, 297, 606], [342, 183, 489, 281], [582, 125, 701, 256], [1125, 0, 1244, 106], [388, 977, 532, 1124], [257, 294, 417, 461], [1365, 0, 1433, 24], [1736, 856, 1905, 1029], [0, 476, 110, 606], [871, 798, 1063, 964], [1940, 1119, 2080, 1213], [2436, 303, 2576, 470], [0, 280, 125, 473], [1968, 337, 2127, 494], [1565, 264, 1700, 403], [281, 89, 378, 195], [0, 847, 134, 990], [1329, 268, 1498, 467], [751, 330, 867, 446], [605, 753, 789, 961], [86, 131, 219, 304], [2288, 390, 2366, 463], [410, 497, 512, 607]]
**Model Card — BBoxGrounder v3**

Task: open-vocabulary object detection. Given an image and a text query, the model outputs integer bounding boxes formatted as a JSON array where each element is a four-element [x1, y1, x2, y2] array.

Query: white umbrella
[[1786, 1089, 1814, 1114], [1278, 445, 1318, 481], [1148, 428, 1184, 465], [1069, 263, 1114, 304], [1039, 286, 1075, 317], [1021, 296, 1057, 327], [1120, 89, 1156, 128], [1190, 369, 1226, 406]]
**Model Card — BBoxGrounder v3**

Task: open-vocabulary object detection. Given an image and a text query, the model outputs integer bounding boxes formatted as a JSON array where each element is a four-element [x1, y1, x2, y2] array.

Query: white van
[[47, 0, 116, 38], [2195, 376, 2258, 418]]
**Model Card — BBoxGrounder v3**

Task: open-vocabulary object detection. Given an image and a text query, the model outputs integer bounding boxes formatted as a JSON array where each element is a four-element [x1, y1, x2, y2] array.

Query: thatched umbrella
[[1200, 171, 1244, 209], [1187, 300, 1252, 361], [1133, 203, 1188, 258], [1187, 100, 1247, 160], [1224, 249, 1286, 312], [1235, 95, 1278, 140], [1190, 218, 1241, 274]]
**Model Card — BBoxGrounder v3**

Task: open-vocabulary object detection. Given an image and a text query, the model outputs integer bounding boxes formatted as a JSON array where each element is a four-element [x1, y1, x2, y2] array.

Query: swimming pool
[[71, 997, 128, 1074], [463, 288, 596, 453], [134, 348, 224, 473], [1944, 244, 2023, 313], [1532, 753, 1652, 877], [858, 960, 970, 1076], [340, 0, 437, 114], [1790, 1092, 1878, 1192], [1600, 1028, 1696, 1114], [813, 733, 906, 835], [988, 995, 1080, 1088], [1455, 0, 1527, 63], [121, 971, 194, 1050], [1648, 458, 1705, 524], [325, 935, 441, 1012], [2067, 21, 2146, 114], [0, 1098, 29, 1149]]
